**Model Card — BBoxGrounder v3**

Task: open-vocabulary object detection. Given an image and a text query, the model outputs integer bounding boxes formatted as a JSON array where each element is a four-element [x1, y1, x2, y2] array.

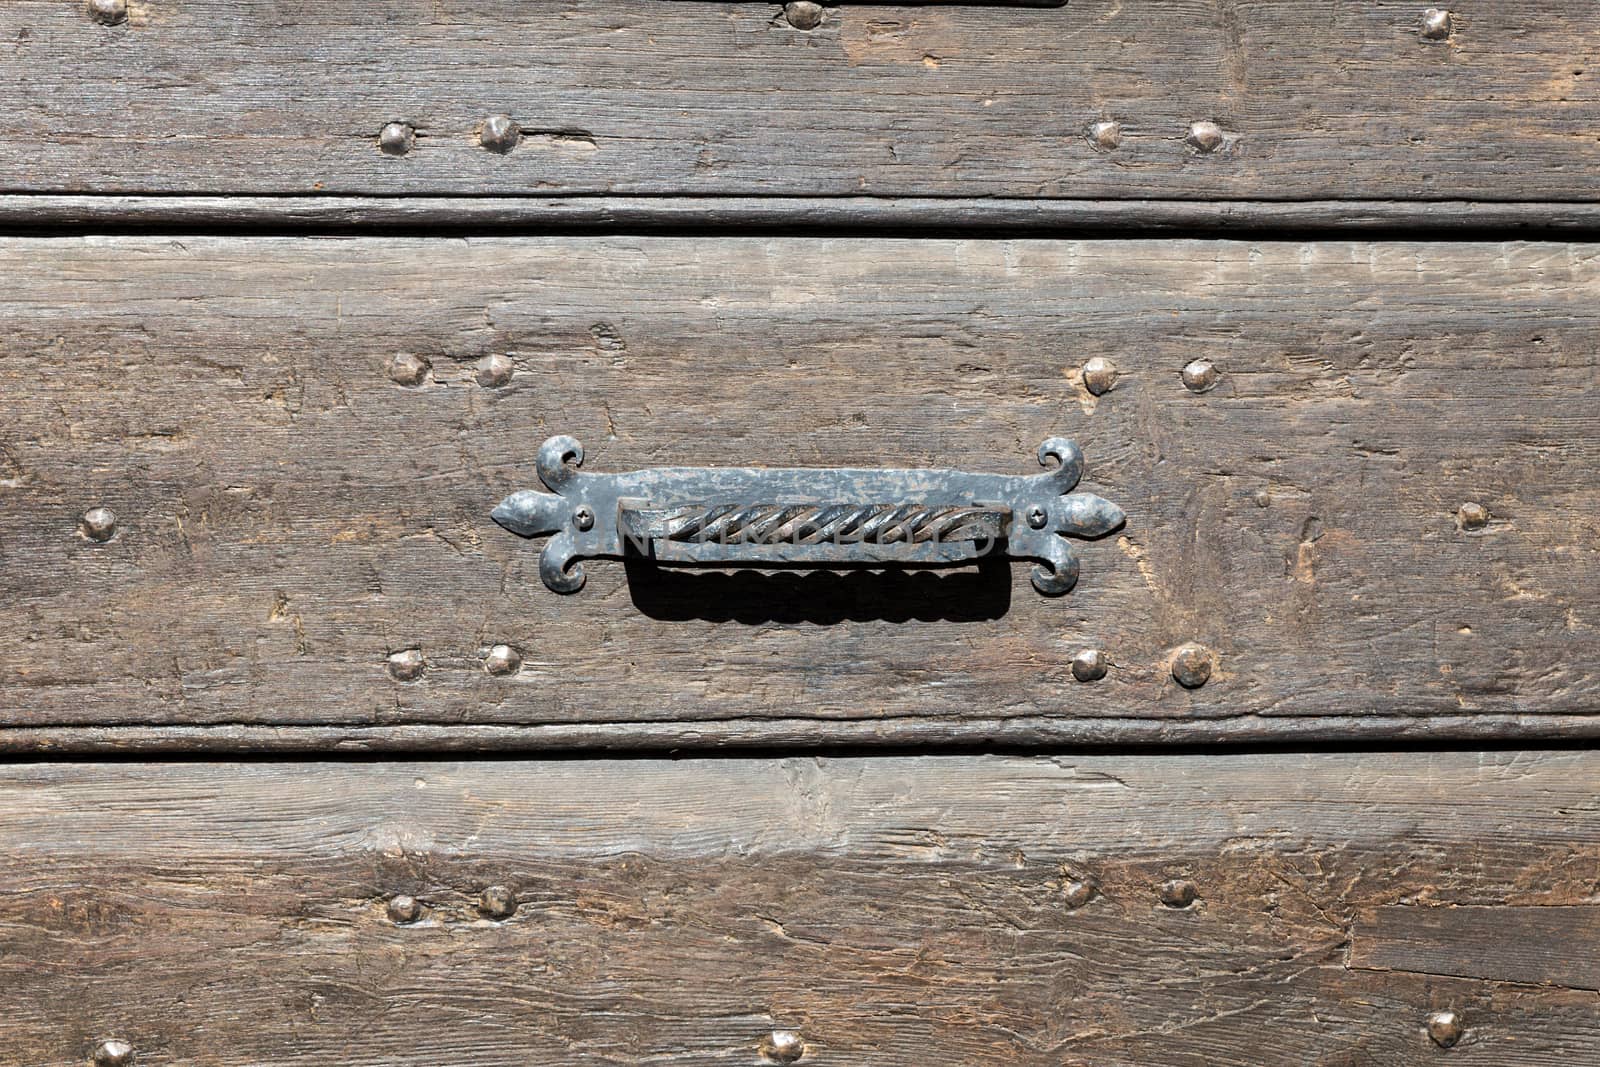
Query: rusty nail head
[[480, 114, 521, 153], [784, 2, 824, 30], [760, 1030, 806, 1063], [1082, 356, 1119, 396], [80, 506, 118, 542], [387, 649, 425, 682], [1457, 502, 1489, 531], [1422, 8, 1452, 39], [1088, 120, 1122, 152], [1071, 648, 1108, 683], [1062, 879, 1096, 909], [387, 894, 423, 924], [1427, 1010, 1464, 1048], [479, 885, 519, 920], [484, 644, 522, 676], [1186, 121, 1225, 153], [1181, 358, 1220, 393], [93, 1041, 134, 1067], [476, 353, 514, 388], [1159, 878, 1197, 908], [87, 0, 127, 26], [387, 352, 430, 387], [1171, 643, 1214, 688], [379, 122, 415, 156]]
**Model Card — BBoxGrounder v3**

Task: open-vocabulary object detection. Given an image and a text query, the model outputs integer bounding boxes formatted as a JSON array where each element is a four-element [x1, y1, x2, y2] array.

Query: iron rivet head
[[784, 2, 824, 30], [475, 353, 514, 388], [1088, 120, 1122, 152], [80, 506, 118, 542], [1062, 879, 1096, 909], [387, 649, 425, 682], [479, 114, 521, 154], [386, 352, 430, 387], [1421, 8, 1452, 40], [93, 1041, 134, 1067], [1427, 1010, 1464, 1048], [1186, 121, 1226, 154], [1181, 358, 1220, 393], [1071, 648, 1109, 683], [386, 894, 423, 925], [1170, 643, 1214, 689], [378, 121, 415, 157], [1457, 502, 1489, 531], [1253, 489, 1272, 508], [484, 644, 522, 677], [478, 885, 519, 920], [1158, 878, 1197, 908], [574, 505, 596, 531], [1025, 504, 1049, 530], [87, 0, 127, 26], [760, 1030, 806, 1064], [1082, 356, 1119, 396]]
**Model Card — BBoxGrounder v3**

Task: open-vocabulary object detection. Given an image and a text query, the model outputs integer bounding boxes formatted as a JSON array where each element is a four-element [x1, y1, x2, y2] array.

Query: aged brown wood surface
[[3, 236, 1599, 748], [6, 0, 1600, 202], [4, 752, 1598, 1065]]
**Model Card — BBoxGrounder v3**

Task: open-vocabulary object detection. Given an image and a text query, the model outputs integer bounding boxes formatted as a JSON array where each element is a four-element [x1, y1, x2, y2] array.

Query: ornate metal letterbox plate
[[492, 436, 1123, 595]]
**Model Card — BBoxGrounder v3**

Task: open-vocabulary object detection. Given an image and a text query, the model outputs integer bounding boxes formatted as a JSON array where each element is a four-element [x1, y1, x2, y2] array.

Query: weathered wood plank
[[3, 752, 1599, 1065], [2, 236, 1599, 746], [1353, 905, 1600, 991], [6, 1, 1600, 202]]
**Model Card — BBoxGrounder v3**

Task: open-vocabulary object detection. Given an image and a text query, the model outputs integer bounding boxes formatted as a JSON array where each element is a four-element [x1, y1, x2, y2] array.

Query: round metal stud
[[1158, 878, 1197, 908], [479, 884, 519, 920], [1062, 879, 1096, 910], [1025, 504, 1049, 530], [1253, 489, 1272, 508], [1170, 643, 1214, 689], [759, 1030, 806, 1064], [475, 353, 514, 388], [484, 644, 522, 677], [379, 121, 415, 157], [1457, 502, 1489, 531], [1082, 356, 1119, 396], [387, 649, 425, 682], [1087, 120, 1122, 152], [387, 894, 423, 924], [1186, 120, 1226, 154], [574, 506, 596, 532], [784, 1, 824, 30], [92, 1040, 134, 1067], [1421, 8, 1452, 40], [479, 113, 521, 154], [80, 506, 118, 543], [1181, 358, 1220, 394], [1071, 648, 1109, 683], [87, 0, 127, 26], [1427, 1010, 1464, 1049], [386, 352, 430, 387]]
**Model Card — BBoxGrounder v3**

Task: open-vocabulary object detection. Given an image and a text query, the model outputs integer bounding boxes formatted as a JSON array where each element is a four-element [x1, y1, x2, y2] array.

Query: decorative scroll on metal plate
[[492, 436, 1124, 596]]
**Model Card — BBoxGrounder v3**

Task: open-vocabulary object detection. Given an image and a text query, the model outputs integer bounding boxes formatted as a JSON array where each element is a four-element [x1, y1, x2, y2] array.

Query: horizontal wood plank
[[5, 1, 1600, 203], [2, 236, 1599, 746], [1353, 905, 1600, 991], [4, 751, 1599, 1065]]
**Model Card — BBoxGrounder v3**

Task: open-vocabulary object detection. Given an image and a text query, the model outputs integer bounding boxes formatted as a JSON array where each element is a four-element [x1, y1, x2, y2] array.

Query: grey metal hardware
[[492, 436, 1123, 595]]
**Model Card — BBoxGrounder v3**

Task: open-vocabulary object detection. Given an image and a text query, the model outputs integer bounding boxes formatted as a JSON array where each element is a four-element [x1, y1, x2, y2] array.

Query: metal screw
[[87, 0, 127, 26], [1186, 121, 1226, 154], [478, 885, 519, 920], [1062, 879, 1096, 909], [379, 121, 415, 157], [1071, 648, 1109, 683], [479, 114, 521, 154], [1170, 643, 1214, 689], [759, 1030, 806, 1064], [1421, 8, 1452, 40], [1181, 358, 1220, 393], [484, 644, 522, 677], [387, 649, 425, 682], [386, 352, 430, 387], [1087, 120, 1122, 152], [574, 506, 596, 532], [92, 1041, 134, 1067], [80, 506, 118, 542], [1427, 1010, 1464, 1048], [1158, 878, 1197, 908], [784, 2, 824, 30], [387, 894, 423, 924], [475, 353, 514, 388], [1081, 356, 1119, 396], [1025, 504, 1049, 530], [1457, 502, 1489, 531]]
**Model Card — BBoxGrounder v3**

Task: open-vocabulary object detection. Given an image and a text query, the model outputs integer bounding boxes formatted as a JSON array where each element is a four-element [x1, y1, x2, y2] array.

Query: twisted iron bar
[[653, 503, 1008, 546]]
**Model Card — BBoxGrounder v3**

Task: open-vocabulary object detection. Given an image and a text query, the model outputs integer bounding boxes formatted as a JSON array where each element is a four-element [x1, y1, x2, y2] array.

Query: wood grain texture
[[3, 751, 1599, 1065], [6, 0, 1600, 202], [3, 236, 1600, 746]]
